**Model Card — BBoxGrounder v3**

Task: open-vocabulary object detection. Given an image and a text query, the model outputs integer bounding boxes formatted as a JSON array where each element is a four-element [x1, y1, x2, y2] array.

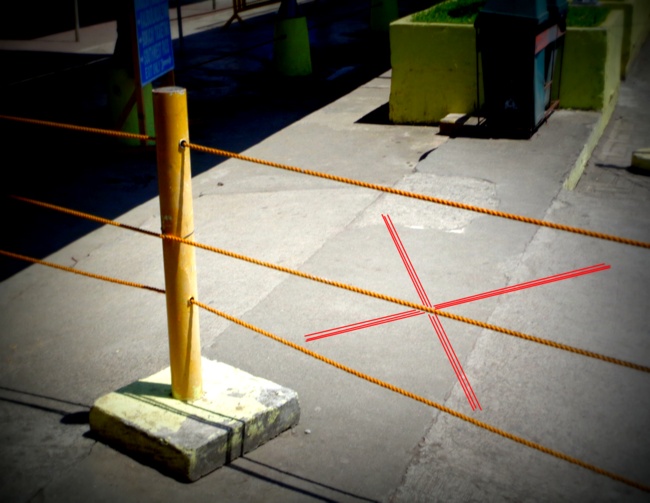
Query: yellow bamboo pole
[[153, 87, 203, 401]]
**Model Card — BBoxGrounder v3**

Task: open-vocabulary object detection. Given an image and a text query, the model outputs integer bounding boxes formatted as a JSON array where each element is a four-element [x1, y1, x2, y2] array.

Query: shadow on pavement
[[228, 457, 380, 503], [0, 0, 434, 281]]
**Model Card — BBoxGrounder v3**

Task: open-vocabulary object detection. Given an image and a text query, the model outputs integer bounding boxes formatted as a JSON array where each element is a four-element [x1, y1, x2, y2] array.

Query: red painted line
[[382, 216, 423, 301], [303, 214, 611, 410], [305, 263, 610, 341], [435, 263, 610, 309], [383, 215, 432, 306], [427, 312, 477, 410], [304, 310, 421, 342], [382, 215, 430, 306], [428, 312, 482, 410], [381, 216, 428, 311], [382, 215, 477, 408], [382, 215, 480, 410]]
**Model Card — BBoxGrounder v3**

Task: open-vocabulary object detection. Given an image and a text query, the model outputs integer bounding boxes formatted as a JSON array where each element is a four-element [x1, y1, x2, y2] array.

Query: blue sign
[[134, 0, 174, 85]]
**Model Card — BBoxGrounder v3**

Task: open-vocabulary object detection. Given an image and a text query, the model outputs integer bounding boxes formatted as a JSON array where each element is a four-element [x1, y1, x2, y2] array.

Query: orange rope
[[3, 111, 647, 249], [10, 195, 650, 374], [0, 249, 165, 294], [185, 141, 650, 250], [10, 196, 161, 238], [0, 114, 154, 142], [2, 112, 646, 248], [3, 245, 647, 492], [192, 299, 650, 494]]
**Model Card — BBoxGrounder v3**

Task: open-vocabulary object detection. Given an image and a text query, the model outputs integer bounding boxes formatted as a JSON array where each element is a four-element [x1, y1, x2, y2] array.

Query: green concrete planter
[[601, 0, 650, 77], [389, 9, 625, 124], [559, 9, 623, 111], [389, 20, 480, 124]]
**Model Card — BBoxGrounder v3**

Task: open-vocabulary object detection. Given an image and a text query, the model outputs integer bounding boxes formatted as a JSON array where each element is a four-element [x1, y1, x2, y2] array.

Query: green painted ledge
[[389, 9, 625, 124]]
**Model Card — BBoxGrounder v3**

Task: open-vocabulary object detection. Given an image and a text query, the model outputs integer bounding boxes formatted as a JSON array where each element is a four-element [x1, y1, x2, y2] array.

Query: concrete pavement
[[390, 36, 650, 503], [1, 1, 649, 502]]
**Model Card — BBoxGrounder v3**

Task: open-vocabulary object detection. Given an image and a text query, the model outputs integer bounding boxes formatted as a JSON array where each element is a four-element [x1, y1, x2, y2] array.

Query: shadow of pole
[[236, 456, 381, 502], [0, 385, 91, 425]]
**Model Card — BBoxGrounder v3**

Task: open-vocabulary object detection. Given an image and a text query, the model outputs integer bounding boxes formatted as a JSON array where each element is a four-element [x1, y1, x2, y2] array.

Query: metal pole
[[176, 0, 184, 50], [127, 3, 148, 146], [74, 0, 80, 42], [153, 87, 203, 402]]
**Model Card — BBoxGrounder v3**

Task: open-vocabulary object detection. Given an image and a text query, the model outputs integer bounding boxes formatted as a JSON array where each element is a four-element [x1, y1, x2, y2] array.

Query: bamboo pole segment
[[153, 87, 203, 401]]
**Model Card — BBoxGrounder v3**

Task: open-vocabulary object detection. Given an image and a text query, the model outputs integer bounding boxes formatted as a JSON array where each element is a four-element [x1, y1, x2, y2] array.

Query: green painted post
[[273, 0, 312, 76], [371, 0, 399, 32]]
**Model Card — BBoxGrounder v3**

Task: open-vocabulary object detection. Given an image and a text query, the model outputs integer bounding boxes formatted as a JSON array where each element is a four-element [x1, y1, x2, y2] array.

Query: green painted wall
[[108, 68, 155, 146], [389, 20, 480, 124], [626, 0, 650, 70], [371, 0, 399, 32], [274, 17, 312, 76], [559, 10, 623, 111], [601, 1, 633, 78], [600, 0, 650, 77]]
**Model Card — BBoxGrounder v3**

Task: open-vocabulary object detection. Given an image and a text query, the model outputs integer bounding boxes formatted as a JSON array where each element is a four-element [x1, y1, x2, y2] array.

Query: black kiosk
[[475, 0, 568, 137]]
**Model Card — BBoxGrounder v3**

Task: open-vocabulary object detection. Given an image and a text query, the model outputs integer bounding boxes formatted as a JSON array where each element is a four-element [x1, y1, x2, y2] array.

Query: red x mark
[[305, 214, 610, 411]]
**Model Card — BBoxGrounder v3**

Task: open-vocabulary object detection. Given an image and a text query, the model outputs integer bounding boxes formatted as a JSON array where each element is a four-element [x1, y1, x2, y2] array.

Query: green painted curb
[[563, 87, 619, 190]]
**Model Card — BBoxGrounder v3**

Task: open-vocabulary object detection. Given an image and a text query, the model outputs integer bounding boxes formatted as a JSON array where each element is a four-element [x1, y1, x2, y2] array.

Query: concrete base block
[[439, 113, 470, 136], [632, 148, 650, 170], [89, 358, 300, 482]]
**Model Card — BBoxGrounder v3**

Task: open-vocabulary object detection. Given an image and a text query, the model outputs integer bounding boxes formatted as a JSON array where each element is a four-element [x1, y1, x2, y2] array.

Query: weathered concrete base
[[632, 148, 650, 170], [89, 358, 300, 482]]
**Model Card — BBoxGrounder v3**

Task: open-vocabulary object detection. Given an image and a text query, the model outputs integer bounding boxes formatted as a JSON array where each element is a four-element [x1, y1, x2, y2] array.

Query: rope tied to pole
[[0, 114, 154, 142], [2, 246, 647, 493], [191, 298, 650, 494], [8, 195, 650, 375], [184, 141, 650, 250], [1, 113, 648, 249], [0, 249, 165, 294]]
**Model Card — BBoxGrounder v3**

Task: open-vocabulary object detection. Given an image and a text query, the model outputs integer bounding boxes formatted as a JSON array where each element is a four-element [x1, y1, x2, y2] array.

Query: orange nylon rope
[[0, 114, 154, 142], [2, 112, 647, 248], [192, 298, 650, 494], [3, 246, 646, 492], [185, 141, 650, 250], [0, 249, 165, 294], [9, 195, 650, 374]]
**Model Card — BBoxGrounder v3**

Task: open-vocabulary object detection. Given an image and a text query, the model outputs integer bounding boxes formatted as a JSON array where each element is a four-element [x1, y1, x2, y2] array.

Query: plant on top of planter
[[412, 0, 610, 27]]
